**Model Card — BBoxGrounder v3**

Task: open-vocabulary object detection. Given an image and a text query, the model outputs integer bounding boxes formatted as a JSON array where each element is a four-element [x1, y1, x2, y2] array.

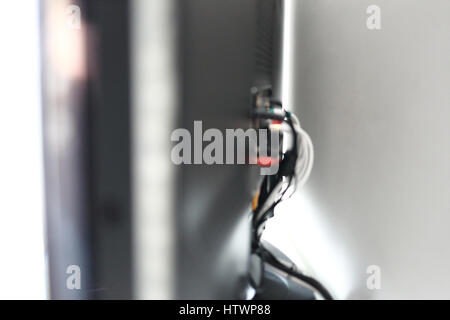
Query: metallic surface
[[42, 0, 284, 299]]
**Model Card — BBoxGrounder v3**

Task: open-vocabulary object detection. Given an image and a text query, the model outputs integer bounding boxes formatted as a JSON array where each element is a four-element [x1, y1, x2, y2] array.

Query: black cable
[[254, 177, 291, 234], [253, 113, 298, 231], [260, 245, 334, 300], [250, 109, 300, 244]]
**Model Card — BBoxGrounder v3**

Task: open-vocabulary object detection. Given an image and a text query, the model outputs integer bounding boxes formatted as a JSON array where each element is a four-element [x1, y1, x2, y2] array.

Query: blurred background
[[1, 0, 450, 300]]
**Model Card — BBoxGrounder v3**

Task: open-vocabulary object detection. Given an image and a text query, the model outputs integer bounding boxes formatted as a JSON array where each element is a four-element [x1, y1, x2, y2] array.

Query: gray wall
[[288, 0, 450, 299]]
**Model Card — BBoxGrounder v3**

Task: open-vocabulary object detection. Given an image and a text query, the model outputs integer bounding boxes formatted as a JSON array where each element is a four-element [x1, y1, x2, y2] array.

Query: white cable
[[290, 113, 314, 190]]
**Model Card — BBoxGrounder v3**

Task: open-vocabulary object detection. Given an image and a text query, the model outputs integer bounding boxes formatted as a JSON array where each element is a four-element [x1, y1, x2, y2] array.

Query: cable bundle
[[252, 106, 314, 223], [251, 100, 333, 300]]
